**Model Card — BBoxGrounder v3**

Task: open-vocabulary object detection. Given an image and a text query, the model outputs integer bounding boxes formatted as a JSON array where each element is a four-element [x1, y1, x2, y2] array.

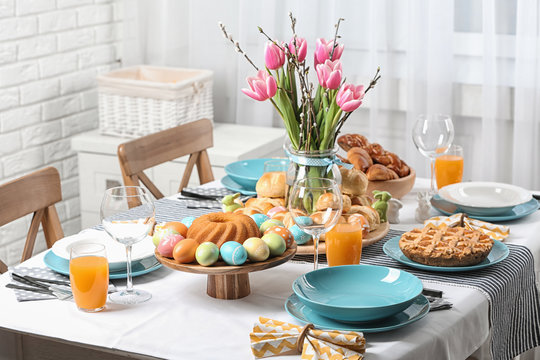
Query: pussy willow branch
[[330, 18, 344, 60], [219, 22, 259, 71], [364, 67, 381, 94]]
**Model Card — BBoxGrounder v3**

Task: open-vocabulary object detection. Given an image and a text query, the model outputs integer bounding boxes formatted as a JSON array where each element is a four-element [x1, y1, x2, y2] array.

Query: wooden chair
[[0, 167, 64, 273], [117, 118, 215, 204]]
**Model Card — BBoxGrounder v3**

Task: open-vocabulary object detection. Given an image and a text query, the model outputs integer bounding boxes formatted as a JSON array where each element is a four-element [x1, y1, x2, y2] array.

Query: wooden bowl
[[155, 243, 297, 300], [366, 168, 416, 199]]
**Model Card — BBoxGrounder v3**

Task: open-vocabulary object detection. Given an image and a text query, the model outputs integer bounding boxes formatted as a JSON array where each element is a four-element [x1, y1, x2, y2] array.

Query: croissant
[[339, 167, 368, 196], [337, 134, 370, 151], [347, 147, 373, 172], [347, 205, 380, 229], [366, 164, 399, 181]]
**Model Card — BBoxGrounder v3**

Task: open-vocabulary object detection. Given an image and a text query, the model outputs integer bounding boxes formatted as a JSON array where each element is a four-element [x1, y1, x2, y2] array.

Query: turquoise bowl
[[224, 158, 288, 190], [292, 264, 423, 322]]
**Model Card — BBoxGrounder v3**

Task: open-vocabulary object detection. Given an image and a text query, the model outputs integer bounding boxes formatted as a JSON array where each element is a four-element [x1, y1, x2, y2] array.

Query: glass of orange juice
[[435, 144, 464, 189], [325, 222, 363, 266], [69, 243, 109, 312]]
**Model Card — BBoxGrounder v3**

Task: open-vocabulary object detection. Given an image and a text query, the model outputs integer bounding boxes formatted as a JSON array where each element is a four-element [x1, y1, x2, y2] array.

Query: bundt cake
[[187, 212, 260, 248]]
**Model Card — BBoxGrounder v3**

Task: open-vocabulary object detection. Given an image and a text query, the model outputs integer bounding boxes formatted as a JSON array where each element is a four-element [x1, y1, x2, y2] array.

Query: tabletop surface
[[1, 178, 539, 360]]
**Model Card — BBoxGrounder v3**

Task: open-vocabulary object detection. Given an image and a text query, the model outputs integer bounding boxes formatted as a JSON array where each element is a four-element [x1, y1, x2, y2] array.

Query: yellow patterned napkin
[[425, 213, 510, 241], [250, 317, 366, 359]]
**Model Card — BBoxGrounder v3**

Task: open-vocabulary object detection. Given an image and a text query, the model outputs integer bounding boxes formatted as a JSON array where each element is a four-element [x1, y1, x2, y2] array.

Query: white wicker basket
[[98, 65, 213, 138]]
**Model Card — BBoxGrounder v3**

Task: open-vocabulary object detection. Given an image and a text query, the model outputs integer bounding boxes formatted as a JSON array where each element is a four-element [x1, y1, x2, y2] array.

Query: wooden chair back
[[117, 118, 215, 204], [0, 167, 64, 273]]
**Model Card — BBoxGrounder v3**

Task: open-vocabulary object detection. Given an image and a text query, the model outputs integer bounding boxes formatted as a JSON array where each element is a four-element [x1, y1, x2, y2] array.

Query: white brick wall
[[0, 0, 122, 267]]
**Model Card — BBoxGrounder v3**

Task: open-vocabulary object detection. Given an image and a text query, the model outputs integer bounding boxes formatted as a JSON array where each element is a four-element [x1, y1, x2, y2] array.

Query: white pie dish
[[52, 229, 155, 272], [438, 182, 532, 216]]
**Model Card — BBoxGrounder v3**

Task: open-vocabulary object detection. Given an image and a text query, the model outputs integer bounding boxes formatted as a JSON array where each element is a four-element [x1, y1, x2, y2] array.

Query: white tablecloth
[[0, 178, 538, 360]]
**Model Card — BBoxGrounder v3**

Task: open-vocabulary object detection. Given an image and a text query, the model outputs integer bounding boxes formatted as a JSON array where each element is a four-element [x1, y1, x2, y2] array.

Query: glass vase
[[284, 143, 342, 204]]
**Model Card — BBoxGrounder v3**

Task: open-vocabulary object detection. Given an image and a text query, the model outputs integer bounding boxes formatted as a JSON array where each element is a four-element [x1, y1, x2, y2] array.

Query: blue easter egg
[[289, 225, 311, 245], [180, 216, 197, 228], [295, 216, 313, 227], [250, 213, 270, 229], [220, 241, 248, 266]]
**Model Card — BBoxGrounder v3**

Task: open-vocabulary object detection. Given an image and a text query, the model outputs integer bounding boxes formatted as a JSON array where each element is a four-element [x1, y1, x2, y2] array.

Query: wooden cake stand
[[155, 243, 297, 300], [296, 221, 390, 255]]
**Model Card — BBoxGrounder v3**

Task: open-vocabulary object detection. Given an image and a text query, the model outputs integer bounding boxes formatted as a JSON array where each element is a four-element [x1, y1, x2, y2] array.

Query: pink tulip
[[314, 38, 344, 67], [336, 83, 365, 112], [288, 36, 307, 62], [241, 70, 277, 101], [316, 59, 342, 89], [264, 42, 285, 70]]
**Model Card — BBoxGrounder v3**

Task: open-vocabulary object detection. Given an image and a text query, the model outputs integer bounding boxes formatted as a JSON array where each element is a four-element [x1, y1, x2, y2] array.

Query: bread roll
[[351, 194, 372, 207], [315, 193, 341, 211], [347, 205, 380, 229], [256, 172, 286, 198], [339, 167, 368, 196], [366, 164, 399, 181], [337, 134, 370, 151], [347, 147, 373, 172]]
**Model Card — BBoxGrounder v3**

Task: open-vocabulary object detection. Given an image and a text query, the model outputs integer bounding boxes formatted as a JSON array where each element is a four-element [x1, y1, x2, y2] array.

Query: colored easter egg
[[172, 238, 199, 263], [267, 206, 287, 218], [289, 224, 311, 245], [250, 213, 270, 229], [157, 234, 185, 258], [243, 237, 270, 262], [264, 226, 294, 248], [162, 221, 188, 237], [180, 216, 197, 229], [295, 216, 313, 227], [195, 242, 219, 266], [259, 219, 284, 234], [262, 233, 286, 257], [220, 241, 248, 266]]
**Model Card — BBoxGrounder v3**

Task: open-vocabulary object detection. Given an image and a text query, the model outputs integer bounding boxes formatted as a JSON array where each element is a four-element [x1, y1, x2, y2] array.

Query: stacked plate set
[[286, 265, 429, 332], [431, 182, 539, 221], [44, 229, 161, 279]]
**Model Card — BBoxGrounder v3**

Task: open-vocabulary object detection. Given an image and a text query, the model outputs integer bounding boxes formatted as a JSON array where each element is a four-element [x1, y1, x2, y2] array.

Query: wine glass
[[288, 178, 343, 270], [412, 114, 454, 194], [100, 186, 155, 304]]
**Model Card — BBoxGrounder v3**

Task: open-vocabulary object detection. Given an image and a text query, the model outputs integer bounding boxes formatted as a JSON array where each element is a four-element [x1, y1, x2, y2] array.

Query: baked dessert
[[256, 171, 286, 198], [399, 225, 494, 267], [187, 212, 260, 248], [337, 134, 370, 151]]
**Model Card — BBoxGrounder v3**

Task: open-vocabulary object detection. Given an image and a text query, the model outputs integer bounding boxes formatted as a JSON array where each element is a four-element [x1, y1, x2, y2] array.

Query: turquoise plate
[[292, 264, 423, 322], [224, 158, 276, 189], [43, 250, 162, 279], [431, 195, 539, 222], [285, 293, 429, 333], [383, 236, 509, 272], [221, 175, 257, 196]]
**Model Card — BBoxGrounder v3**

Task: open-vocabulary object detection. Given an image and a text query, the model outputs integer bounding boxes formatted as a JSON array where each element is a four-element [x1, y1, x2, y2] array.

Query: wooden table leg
[[206, 273, 251, 300]]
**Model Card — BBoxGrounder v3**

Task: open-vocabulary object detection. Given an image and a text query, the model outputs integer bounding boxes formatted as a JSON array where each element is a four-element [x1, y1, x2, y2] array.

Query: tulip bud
[[264, 42, 285, 70], [241, 70, 277, 101], [288, 36, 307, 62], [336, 83, 365, 112]]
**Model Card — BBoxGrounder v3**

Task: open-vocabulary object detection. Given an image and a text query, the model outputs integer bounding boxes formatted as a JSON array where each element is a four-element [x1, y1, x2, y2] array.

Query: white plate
[[52, 229, 155, 271], [439, 182, 532, 216]]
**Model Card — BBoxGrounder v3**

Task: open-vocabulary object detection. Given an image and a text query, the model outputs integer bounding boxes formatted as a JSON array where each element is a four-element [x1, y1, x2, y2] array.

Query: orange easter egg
[[162, 221, 188, 237], [264, 226, 294, 248], [173, 238, 199, 263]]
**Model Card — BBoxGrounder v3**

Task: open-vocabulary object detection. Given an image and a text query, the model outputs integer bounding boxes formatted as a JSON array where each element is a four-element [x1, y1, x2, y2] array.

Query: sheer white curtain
[[123, 0, 540, 189]]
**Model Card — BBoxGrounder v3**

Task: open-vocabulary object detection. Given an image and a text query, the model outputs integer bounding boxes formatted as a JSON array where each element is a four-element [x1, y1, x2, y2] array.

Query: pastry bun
[[256, 172, 286, 198]]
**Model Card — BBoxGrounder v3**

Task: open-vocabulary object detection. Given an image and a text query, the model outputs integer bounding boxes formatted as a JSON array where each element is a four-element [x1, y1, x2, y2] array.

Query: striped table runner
[[130, 198, 540, 360]]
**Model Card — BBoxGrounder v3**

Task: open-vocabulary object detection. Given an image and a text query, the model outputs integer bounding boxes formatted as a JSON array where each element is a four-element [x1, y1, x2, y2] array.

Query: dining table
[[0, 177, 539, 360]]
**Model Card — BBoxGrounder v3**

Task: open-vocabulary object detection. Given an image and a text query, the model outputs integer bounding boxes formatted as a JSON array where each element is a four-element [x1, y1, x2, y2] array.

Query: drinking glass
[[100, 186, 155, 304], [288, 178, 342, 270], [69, 243, 109, 312], [435, 144, 464, 189], [412, 114, 454, 194], [263, 158, 289, 173], [325, 222, 363, 266]]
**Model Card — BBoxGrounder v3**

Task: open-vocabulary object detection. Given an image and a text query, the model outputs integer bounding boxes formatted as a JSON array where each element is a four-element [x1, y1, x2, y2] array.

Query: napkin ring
[[296, 323, 314, 352]]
